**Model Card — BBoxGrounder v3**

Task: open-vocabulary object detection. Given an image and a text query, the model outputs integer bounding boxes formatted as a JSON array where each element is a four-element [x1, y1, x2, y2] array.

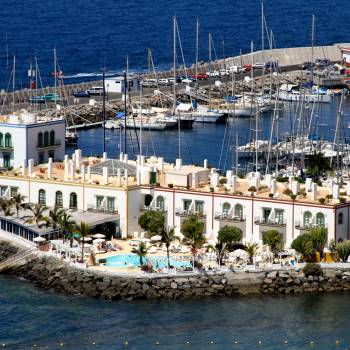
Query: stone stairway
[[0, 248, 35, 273]]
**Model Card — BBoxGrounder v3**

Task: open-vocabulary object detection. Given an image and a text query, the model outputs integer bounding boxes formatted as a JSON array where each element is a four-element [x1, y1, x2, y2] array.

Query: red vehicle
[[243, 64, 252, 72], [191, 73, 208, 80]]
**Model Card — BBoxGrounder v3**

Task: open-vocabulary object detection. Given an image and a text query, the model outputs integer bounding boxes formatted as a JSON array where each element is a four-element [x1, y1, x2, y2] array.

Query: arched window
[[222, 203, 231, 216], [144, 194, 153, 207], [37, 132, 43, 148], [316, 212, 325, 227], [44, 131, 49, 147], [156, 196, 164, 210], [38, 189, 46, 205], [69, 193, 77, 209], [50, 130, 55, 146], [338, 213, 343, 225], [5, 133, 12, 148], [0, 133, 3, 147], [55, 191, 63, 208], [234, 204, 243, 219], [303, 211, 312, 227]]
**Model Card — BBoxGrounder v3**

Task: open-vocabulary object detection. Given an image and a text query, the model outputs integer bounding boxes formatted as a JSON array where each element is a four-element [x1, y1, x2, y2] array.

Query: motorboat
[[65, 131, 79, 145]]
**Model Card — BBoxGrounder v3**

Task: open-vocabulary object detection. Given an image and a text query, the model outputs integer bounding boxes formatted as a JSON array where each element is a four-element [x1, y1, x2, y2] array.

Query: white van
[[87, 86, 104, 95]]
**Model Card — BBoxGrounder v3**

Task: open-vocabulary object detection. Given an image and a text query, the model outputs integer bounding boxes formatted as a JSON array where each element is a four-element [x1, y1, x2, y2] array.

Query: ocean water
[[0, 0, 349, 87], [0, 275, 349, 350]]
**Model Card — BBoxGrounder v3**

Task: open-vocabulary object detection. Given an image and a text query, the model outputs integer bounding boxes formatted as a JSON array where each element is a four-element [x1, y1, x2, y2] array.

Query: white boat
[[65, 131, 79, 145], [121, 116, 168, 130], [237, 140, 269, 158], [105, 120, 121, 129], [279, 84, 331, 103], [176, 103, 223, 123]]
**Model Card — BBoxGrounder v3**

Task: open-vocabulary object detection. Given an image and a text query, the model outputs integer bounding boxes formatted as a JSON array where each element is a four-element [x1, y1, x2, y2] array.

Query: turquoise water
[[105, 253, 192, 269], [0, 275, 350, 350]]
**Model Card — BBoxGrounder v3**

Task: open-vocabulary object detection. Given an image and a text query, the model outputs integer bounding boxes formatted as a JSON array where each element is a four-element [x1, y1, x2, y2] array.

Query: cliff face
[[0, 241, 19, 262]]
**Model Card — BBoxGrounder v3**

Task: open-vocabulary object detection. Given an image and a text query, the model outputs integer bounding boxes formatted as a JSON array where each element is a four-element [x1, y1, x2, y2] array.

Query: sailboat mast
[[208, 33, 212, 110], [12, 55, 15, 114], [173, 16, 177, 113], [123, 69, 127, 155], [311, 14, 315, 84], [195, 18, 199, 103], [54, 48, 57, 107], [102, 68, 106, 154], [139, 85, 143, 156]]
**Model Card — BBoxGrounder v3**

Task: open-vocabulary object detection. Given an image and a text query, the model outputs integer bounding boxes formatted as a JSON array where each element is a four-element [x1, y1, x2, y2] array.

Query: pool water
[[105, 253, 192, 269]]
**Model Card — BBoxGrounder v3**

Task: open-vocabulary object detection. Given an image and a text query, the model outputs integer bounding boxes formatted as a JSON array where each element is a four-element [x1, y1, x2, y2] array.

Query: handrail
[[0, 248, 35, 272]]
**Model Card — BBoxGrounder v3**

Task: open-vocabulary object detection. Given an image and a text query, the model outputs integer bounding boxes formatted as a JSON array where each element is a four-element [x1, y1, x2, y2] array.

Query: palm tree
[[25, 203, 48, 227], [75, 222, 91, 262], [58, 212, 75, 245], [245, 242, 259, 263], [0, 198, 13, 216], [49, 206, 65, 230], [160, 227, 180, 268], [12, 193, 26, 218], [207, 241, 228, 267], [131, 242, 150, 267], [306, 152, 331, 180]]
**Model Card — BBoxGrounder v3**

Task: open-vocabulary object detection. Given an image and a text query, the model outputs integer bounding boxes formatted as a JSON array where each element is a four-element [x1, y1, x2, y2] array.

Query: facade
[[104, 75, 139, 94], [0, 151, 347, 246], [0, 110, 65, 168]]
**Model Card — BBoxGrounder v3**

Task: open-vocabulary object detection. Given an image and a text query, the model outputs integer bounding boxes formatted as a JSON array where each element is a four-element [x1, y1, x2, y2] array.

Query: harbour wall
[[2, 240, 350, 300], [1, 43, 349, 106]]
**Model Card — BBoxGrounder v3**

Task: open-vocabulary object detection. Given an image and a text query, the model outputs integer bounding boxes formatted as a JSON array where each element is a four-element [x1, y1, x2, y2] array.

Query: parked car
[[141, 79, 157, 88], [243, 64, 252, 72], [29, 95, 45, 104], [87, 86, 104, 95], [265, 61, 278, 70], [29, 93, 61, 103], [228, 65, 242, 74], [253, 62, 264, 69], [299, 61, 313, 70], [73, 90, 90, 98], [191, 73, 208, 80], [158, 79, 170, 86]]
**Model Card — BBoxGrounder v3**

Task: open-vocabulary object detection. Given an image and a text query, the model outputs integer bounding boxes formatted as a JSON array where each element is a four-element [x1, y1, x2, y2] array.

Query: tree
[[308, 227, 328, 259], [291, 233, 316, 262], [12, 193, 26, 218], [218, 226, 242, 244], [160, 226, 180, 268], [262, 230, 284, 255], [306, 152, 331, 180], [131, 241, 150, 267], [48, 206, 65, 230], [58, 212, 76, 245], [75, 222, 91, 262], [26, 203, 48, 227], [207, 241, 228, 266], [138, 210, 165, 236], [181, 214, 206, 265], [0, 198, 13, 217], [245, 242, 259, 263]]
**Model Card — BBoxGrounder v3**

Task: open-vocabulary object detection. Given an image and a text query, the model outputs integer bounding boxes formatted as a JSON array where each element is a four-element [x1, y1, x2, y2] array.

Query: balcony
[[295, 221, 326, 231], [214, 213, 245, 222], [254, 217, 287, 227], [87, 205, 118, 215], [175, 209, 206, 218], [0, 145, 13, 151], [36, 141, 61, 150], [140, 205, 168, 212]]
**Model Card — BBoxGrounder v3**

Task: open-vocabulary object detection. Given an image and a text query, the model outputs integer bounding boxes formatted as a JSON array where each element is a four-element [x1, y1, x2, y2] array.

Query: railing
[[175, 209, 206, 218], [36, 141, 62, 150], [87, 205, 118, 214], [214, 213, 245, 222], [140, 205, 168, 212], [295, 221, 327, 230], [0, 144, 13, 150], [0, 248, 35, 272], [254, 217, 287, 227]]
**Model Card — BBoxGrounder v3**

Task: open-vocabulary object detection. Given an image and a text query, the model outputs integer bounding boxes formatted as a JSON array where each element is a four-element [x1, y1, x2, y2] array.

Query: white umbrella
[[81, 237, 92, 242], [150, 235, 162, 242], [93, 238, 105, 243], [33, 236, 46, 242], [93, 233, 106, 239], [140, 237, 150, 243]]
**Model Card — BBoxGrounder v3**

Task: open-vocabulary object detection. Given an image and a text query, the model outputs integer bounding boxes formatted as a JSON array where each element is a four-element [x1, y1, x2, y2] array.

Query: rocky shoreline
[[2, 240, 350, 300]]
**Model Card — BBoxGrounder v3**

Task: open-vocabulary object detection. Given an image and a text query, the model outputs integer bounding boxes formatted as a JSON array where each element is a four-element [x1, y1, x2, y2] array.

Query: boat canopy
[[280, 84, 298, 92], [116, 112, 125, 119]]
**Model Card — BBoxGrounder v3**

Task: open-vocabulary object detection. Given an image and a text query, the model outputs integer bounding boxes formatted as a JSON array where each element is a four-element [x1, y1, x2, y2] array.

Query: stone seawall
[[0, 241, 19, 261], [2, 240, 350, 300]]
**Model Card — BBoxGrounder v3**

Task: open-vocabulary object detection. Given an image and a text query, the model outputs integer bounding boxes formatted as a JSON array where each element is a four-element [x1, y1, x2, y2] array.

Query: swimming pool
[[105, 253, 192, 269]]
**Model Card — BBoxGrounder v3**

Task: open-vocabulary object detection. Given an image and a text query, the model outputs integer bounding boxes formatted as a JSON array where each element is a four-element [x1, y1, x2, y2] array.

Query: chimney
[[231, 175, 237, 192], [102, 166, 109, 185], [136, 155, 141, 166], [123, 154, 128, 163], [311, 183, 317, 201], [80, 164, 85, 183], [157, 157, 164, 172], [333, 184, 339, 200], [64, 154, 69, 167], [124, 169, 129, 187], [203, 159, 208, 168], [291, 181, 299, 196], [117, 169, 121, 187], [141, 155, 146, 166], [271, 179, 277, 195], [226, 170, 233, 183], [210, 173, 220, 187], [22, 160, 27, 176], [28, 159, 34, 177], [87, 165, 92, 183], [305, 178, 313, 192], [75, 149, 82, 167], [102, 152, 108, 161], [69, 160, 76, 180], [265, 174, 272, 188], [175, 158, 182, 170], [47, 158, 53, 179], [191, 172, 198, 188], [119, 153, 124, 161]]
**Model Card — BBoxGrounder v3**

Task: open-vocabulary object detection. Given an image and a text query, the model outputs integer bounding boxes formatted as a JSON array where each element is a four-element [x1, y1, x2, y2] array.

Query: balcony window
[[10, 187, 18, 197], [50, 130, 55, 146], [316, 212, 325, 227], [44, 131, 49, 147], [0, 186, 6, 197], [38, 189, 46, 205], [69, 192, 77, 209], [37, 132, 43, 148], [303, 211, 312, 227], [222, 203, 231, 216], [275, 209, 284, 224], [262, 208, 271, 223], [338, 213, 343, 225], [55, 191, 63, 208], [107, 197, 115, 212], [234, 204, 243, 219], [195, 201, 204, 215], [156, 196, 164, 210], [4, 133, 11, 148], [0, 133, 3, 147], [183, 199, 191, 211], [96, 196, 104, 208]]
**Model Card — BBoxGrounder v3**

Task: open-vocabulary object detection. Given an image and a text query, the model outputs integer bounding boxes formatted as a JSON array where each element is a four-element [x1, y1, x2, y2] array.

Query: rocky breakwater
[[7, 255, 250, 300], [0, 241, 19, 262], [261, 265, 350, 294]]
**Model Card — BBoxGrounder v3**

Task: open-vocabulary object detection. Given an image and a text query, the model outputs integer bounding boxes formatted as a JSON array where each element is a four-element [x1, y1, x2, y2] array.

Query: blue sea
[[1, 1, 350, 348]]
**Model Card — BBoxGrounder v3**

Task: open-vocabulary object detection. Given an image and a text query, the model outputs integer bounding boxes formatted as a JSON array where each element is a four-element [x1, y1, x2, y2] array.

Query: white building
[[0, 110, 65, 168], [104, 75, 139, 94], [0, 152, 348, 247]]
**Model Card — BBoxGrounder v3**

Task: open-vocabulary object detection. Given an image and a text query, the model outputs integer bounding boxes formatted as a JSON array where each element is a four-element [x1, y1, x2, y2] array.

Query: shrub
[[303, 263, 323, 277], [259, 185, 268, 190], [340, 191, 346, 196], [138, 210, 165, 236], [210, 187, 215, 192], [248, 186, 256, 192], [168, 183, 173, 188], [326, 194, 333, 200], [291, 234, 316, 261], [319, 198, 326, 204], [262, 230, 284, 254], [339, 197, 346, 204], [335, 240, 350, 262], [218, 226, 242, 244], [295, 176, 305, 184], [276, 176, 288, 183], [98, 258, 107, 264], [186, 185, 190, 190], [308, 227, 328, 258], [290, 194, 297, 200], [233, 191, 243, 195], [283, 188, 292, 196], [219, 177, 227, 185], [268, 193, 274, 198]]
